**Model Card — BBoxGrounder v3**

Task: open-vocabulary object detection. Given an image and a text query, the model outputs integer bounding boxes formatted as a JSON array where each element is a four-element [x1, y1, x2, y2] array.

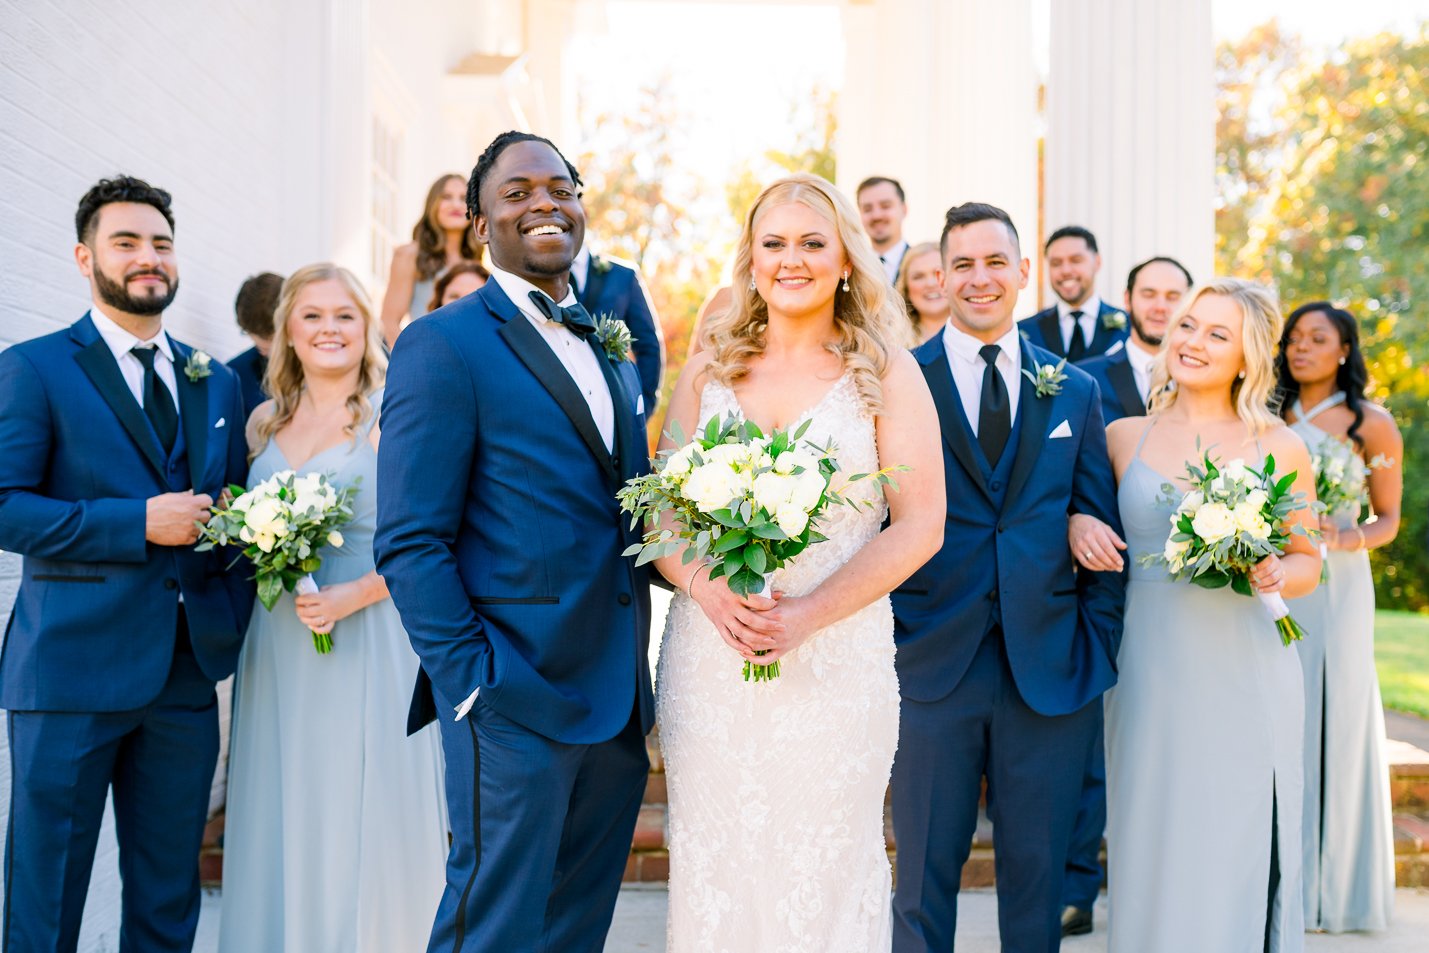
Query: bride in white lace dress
[[652, 174, 945, 952]]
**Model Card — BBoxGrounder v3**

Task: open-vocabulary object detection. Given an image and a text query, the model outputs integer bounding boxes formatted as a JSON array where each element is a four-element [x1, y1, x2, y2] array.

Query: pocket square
[[1049, 419, 1072, 439], [214, 417, 226, 429], [635, 395, 646, 417]]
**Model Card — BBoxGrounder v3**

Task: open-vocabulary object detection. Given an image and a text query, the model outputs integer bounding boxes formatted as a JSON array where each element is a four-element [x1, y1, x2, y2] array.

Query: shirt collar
[[942, 321, 1021, 369], [89, 303, 173, 363], [1127, 337, 1159, 371], [487, 262, 578, 325], [1058, 295, 1102, 322], [572, 245, 591, 289], [880, 239, 908, 262]]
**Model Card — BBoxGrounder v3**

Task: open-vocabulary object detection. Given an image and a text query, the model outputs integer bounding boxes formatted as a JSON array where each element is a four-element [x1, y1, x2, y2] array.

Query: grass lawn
[[1376, 609, 1429, 718]]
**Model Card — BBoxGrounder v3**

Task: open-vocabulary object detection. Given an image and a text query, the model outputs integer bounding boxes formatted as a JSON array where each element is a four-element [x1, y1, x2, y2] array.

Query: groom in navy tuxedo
[[0, 176, 253, 952], [890, 203, 1126, 953], [374, 132, 653, 953]]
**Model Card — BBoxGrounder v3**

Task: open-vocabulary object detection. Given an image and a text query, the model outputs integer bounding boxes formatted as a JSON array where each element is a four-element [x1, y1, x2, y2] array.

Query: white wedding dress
[[657, 372, 900, 953]]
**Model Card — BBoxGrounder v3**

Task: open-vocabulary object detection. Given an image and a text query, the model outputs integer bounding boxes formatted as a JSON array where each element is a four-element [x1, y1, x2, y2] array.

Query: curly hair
[[412, 174, 483, 281], [75, 176, 174, 243], [1274, 301, 1372, 448], [1146, 278, 1284, 433], [466, 131, 583, 221], [255, 264, 387, 460], [700, 173, 907, 415]]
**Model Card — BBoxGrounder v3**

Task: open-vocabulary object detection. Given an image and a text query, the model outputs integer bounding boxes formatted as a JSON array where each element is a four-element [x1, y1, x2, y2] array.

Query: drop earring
[[748, 276, 757, 292], [841, 272, 850, 293]]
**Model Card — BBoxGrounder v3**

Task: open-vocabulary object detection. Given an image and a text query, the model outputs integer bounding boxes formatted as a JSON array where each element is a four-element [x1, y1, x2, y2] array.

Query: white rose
[[684, 462, 741, 513], [702, 443, 750, 469], [229, 490, 256, 513], [1221, 458, 1249, 483], [238, 524, 255, 544], [253, 530, 277, 554], [327, 530, 345, 548], [662, 444, 698, 480], [790, 470, 826, 511], [1164, 536, 1192, 570], [1177, 489, 1205, 514], [751, 472, 795, 513], [774, 501, 809, 537], [245, 498, 284, 533], [1190, 501, 1237, 543], [1231, 501, 1268, 536], [1244, 488, 1268, 511]]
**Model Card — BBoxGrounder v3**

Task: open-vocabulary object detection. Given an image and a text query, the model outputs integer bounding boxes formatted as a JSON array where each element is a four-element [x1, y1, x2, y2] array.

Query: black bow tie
[[528, 290, 596, 338]]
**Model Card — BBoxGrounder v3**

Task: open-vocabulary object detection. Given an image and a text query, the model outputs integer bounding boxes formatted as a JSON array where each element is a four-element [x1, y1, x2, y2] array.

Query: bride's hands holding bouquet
[[687, 565, 782, 661]]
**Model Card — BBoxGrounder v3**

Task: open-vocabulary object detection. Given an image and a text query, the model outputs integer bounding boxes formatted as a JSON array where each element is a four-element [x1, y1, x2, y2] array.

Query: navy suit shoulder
[[581, 255, 663, 412]]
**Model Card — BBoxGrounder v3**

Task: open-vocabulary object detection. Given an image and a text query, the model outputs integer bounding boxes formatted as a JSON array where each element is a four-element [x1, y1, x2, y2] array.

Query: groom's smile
[[475, 139, 585, 298]]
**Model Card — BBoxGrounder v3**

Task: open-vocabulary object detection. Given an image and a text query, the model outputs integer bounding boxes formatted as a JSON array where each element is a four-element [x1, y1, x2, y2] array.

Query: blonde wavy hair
[[894, 241, 942, 346], [1146, 277, 1283, 433], [255, 263, 388, 459], [699, 173, 908, 415]]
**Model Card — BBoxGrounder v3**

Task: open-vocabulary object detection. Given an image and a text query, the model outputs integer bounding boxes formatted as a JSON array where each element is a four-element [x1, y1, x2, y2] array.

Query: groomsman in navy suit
[[375, 132, 653, 953], [857, 176, 911, 283], [572, 242, 664, 413], [0, 176, 253, 952], [1017, 225, 1128, 362], [1059, 254, 1191, 936], [890, 203, 1126, 953]]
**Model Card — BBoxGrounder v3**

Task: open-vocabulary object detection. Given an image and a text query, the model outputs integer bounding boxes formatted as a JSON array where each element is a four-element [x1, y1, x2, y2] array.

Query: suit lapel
[[170, 338, 210, 489], [590, 337, 639, 485], [919, 347, 993, 504], [1090, 303, 1126, 354], [1036, 310, 1065, 358], [1003, 340, 1055, 508], [491, 286, 620, 486], [579, 255, 610, 313], [1107, 354, 1146, 418], [71, 317, 167, 480]]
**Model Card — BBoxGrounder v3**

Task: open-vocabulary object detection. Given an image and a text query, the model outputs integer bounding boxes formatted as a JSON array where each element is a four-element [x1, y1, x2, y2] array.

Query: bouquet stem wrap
[[1257, 591, 1307, 647], [742, 573, 778, 683], [295, 574, 332, 653]]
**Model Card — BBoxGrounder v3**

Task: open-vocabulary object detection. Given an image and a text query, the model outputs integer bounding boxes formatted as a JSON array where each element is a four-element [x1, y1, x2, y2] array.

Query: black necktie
[[1067, 310, 1088, 361], [131, 346, 178, 453], [977, 344, 1010, 466], [529, 290, 596, 338]]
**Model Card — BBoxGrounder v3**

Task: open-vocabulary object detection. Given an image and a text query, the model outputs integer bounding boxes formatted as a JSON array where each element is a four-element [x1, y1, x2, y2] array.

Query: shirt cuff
[[454, 687, 479, 721]]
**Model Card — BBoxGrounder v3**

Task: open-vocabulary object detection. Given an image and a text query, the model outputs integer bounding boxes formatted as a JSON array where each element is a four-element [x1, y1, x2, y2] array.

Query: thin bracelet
[[1355, 525, 1367, 551], [685, 563, 709, 599]]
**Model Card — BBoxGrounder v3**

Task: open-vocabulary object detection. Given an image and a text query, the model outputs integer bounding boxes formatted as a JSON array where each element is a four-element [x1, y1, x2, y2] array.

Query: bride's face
[[750, 202, 849, 322], [1165, 292, 1245, 393]]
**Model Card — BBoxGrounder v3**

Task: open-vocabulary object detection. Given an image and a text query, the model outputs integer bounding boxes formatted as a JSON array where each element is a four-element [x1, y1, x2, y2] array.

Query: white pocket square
[[214, 417, 227, 429], [1049, 419, 1072, 439], [635, 395, 646, 417]]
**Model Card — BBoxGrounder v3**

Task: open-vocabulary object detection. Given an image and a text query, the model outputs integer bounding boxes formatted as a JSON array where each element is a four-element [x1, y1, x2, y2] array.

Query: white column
[[838, 0, 1039, 300], [1045, 0, 1214, 306]]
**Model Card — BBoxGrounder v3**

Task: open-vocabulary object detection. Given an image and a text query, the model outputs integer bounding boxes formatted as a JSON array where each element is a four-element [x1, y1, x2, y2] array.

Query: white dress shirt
[[941, 322, 1022, 435], [571, 245, 591, 295], [879, 240, 909, 284], [487, 264, 614, 452], [1057, 296, 1102, 353], [1127, 337, 1159, 402], [457, 265, 617, 721], [89, 303, 181, 420]]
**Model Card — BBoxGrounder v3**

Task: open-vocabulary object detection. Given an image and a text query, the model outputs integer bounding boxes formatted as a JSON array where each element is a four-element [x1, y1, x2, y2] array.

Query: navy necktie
[[131, 346, 178, 453], [978, 344, 1010, 466], [528, 290, 596, 338]]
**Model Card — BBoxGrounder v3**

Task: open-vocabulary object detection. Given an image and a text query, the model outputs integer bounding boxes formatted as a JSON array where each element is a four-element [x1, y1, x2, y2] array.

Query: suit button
[[989, 480, 1002, 492], [164, 578, 178, 590], [618, 593, 632, 606], [987, 590, 998, 602], [996, 524, 1005, 534]]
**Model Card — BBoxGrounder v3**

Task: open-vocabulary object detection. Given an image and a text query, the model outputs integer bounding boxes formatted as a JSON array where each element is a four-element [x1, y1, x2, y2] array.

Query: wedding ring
[[1084, 551, 1094, 560]]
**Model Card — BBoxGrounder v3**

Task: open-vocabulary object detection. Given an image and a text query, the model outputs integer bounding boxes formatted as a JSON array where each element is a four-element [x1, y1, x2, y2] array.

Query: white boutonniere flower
[[595, 315, 634, 363], [184, 349, 213, 382], [592, 255, 614, 275], [1021, 357, 1068, 398], [1101, 309, 1128, 331]]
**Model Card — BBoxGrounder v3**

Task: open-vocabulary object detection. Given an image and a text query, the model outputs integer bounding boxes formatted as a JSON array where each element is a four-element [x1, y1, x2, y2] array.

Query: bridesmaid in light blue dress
[[1103, 280, 1320, 953], [1278, 302, 1403, 933], [379, 173, 485, 346], [220, 265, 447, 953]]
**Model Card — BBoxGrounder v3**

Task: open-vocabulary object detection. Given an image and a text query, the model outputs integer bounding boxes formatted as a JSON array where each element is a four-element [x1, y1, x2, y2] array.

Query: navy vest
[[960, 404, 1024, 634]]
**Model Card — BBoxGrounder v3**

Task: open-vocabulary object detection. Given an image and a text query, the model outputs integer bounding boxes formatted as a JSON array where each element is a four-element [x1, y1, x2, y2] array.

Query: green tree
[[725, 87, 838, 222], [1218, 23, 1429, 607]]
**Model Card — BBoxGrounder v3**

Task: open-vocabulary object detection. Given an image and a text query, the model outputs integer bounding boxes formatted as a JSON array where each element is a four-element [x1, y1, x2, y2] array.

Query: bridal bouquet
[[195, 470, 358, 653], [1141, 449, 1312, 646], [618, 414, 903, 682]]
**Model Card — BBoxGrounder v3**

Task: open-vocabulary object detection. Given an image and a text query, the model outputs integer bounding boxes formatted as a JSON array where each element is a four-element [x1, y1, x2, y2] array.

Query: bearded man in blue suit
[[375, 132, 653, 953], [0, 176, 253, 952], [890, 203, 1127, 953]]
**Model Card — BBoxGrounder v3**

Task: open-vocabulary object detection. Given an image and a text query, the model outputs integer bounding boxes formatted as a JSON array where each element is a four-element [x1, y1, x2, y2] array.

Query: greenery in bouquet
[[618, 413, 904, 682], [1141, 447, 1313, 645], [195, 470, 358, 653]]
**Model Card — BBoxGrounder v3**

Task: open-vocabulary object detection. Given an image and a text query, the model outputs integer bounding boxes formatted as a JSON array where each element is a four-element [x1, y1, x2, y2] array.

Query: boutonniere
[[184, 349, 213, 382], [592, 255, 613, 275], [1101, 309, 1128, 331], [595, 315, 634, 363], [1022, 357, 1068, 398]]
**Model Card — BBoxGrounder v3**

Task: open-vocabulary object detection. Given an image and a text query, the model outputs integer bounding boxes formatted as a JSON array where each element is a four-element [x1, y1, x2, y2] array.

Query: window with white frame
[[370, 113, 402, 283]]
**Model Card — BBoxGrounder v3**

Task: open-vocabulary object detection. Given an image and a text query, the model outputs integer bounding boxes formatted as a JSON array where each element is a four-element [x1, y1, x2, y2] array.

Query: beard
[[94, 265, 178, 316], [1130, 309, 1163, 347]]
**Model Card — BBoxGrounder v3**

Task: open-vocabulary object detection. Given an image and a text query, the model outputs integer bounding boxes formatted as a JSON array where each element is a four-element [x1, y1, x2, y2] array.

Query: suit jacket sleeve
[[1070, 388, 1127, 661], [373, 318, 491, 709], [623, 272, 664, 413], [0, 347, 147, 563]]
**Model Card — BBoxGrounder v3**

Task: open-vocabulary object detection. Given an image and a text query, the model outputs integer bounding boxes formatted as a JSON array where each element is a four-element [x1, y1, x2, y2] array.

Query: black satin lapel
[[73, 340, 166, 479], [498, 317, 618, 485], [173, 345, 209, 490], [1108, 356, 1146, 418], [1037, 311, 1065, 358], [921, 350, 993, 503], [580, 258, 610, 312], [1003, 360, 1055, 509]]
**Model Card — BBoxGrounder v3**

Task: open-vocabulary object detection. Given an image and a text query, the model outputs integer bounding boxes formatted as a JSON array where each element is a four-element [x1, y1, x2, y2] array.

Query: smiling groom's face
[[474, 140, 585, 284]]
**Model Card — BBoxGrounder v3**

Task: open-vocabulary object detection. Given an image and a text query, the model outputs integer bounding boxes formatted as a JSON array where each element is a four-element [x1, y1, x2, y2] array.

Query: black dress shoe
[[1061, 905, 1093, 937]]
